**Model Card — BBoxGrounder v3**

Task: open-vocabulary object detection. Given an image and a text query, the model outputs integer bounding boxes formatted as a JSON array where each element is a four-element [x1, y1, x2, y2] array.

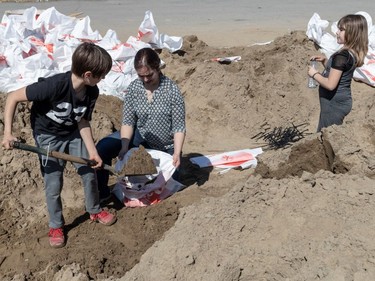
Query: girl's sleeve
[[331, 50, 351, 71]]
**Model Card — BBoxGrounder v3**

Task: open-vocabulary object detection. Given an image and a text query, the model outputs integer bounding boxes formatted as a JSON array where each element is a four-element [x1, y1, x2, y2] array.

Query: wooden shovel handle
[[12, 141, 118, 176], [12, 141, 94, 165]]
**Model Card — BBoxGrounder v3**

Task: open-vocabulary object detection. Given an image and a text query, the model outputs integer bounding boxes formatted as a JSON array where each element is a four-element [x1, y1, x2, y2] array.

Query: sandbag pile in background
[[0, 7, 182, 98]]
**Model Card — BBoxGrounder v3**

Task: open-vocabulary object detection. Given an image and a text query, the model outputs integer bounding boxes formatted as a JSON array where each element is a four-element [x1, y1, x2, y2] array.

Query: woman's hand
[[118, 146, 129, 161]]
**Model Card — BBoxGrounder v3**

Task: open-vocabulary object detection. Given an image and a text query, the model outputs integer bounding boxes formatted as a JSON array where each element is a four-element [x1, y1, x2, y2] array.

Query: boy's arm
[[78, 118, 102, 169], [2, 88, 28, 149]]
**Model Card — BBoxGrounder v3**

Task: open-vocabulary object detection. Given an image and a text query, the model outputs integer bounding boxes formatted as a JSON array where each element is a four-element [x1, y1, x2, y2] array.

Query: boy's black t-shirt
[[26, 71, 99, 136]]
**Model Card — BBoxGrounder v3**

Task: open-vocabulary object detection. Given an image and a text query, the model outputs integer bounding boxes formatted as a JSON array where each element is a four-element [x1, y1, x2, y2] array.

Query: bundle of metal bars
[[252, 123, 310, 149]]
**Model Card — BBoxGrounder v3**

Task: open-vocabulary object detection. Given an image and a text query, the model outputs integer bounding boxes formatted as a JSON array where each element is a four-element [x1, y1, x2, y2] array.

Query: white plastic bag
[[112, 148, 185, 207], [190, 148, 263, 174], [138, 10, 182, 52], [0, 8, 183, 95]]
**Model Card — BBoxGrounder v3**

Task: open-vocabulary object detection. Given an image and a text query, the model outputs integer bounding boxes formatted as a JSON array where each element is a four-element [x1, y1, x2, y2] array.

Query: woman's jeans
[[96, 131, 122, 199], [96, 130, 176, 200], [35, 131, 101, 229]]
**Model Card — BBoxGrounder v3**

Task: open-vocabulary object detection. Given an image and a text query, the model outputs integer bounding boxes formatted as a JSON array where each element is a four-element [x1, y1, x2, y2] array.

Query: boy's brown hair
[[71, 42, 113, 78]]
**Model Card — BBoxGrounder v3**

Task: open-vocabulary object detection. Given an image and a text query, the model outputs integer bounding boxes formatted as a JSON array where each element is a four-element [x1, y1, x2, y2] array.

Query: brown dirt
[[0, 31, 374, 280], [122, 145, 157, 176]]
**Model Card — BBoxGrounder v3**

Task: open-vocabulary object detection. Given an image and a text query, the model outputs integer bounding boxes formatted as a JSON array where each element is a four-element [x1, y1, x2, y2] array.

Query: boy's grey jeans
[[35, 131, 101, 229]]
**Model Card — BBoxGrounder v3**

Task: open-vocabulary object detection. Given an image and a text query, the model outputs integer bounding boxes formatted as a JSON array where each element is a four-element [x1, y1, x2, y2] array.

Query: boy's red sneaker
[[48, 227, 65, 248], [90, 210, 117, 226]]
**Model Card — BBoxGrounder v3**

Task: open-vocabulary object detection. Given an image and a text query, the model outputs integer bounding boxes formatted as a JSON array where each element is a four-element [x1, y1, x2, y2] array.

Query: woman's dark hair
[[134, 48, 161, 71], [71, 42, 113, 78]]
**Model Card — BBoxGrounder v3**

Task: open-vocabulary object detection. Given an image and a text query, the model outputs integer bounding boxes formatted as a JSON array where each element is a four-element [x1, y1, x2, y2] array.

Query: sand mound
[[0, 31, 374, 280]]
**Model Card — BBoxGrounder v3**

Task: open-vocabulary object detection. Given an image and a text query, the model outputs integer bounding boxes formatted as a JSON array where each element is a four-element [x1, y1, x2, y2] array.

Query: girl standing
[[308, 14, 368, 132]]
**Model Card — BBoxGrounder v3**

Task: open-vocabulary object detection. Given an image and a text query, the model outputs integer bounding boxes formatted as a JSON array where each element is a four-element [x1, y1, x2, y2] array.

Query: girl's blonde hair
[[338, 14, 368, 67]]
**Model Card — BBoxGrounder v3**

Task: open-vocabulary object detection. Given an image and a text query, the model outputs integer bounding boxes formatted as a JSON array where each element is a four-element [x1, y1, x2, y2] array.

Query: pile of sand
[[0, 31, 374, 281]]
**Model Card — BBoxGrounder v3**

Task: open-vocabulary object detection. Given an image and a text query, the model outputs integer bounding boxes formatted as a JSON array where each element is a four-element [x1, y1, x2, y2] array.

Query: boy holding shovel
[[1, 42, 116, 248]]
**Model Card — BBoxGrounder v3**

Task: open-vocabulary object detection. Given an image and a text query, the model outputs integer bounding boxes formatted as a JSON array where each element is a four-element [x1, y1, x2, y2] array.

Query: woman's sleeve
[[171, 84, 186, 133], [122, 86, 136, 126]]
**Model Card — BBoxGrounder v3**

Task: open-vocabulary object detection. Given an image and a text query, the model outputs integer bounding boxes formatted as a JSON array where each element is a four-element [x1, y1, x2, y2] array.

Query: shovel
[[12, 141, 157, 177]]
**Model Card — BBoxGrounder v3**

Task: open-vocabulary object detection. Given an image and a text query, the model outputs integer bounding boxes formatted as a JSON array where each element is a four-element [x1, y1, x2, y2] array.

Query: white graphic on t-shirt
[[46, 102, 87, 126]]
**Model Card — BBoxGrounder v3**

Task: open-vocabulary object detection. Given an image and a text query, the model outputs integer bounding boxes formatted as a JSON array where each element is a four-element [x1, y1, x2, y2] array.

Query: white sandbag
[[112, 148, 185, 207], [138, 10, 182, 52], [0, 7, 183, 96], [190, 148, 263, 174]]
